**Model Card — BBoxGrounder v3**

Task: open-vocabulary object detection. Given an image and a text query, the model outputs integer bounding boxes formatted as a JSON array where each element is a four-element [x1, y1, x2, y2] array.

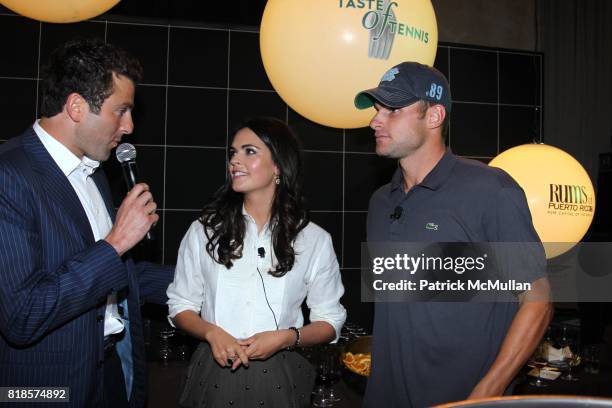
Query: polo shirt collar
[[390, 149, 458, 193]]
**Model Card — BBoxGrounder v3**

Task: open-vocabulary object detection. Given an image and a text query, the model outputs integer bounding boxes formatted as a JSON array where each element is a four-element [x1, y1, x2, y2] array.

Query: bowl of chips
[[340, 335, 371, 394]]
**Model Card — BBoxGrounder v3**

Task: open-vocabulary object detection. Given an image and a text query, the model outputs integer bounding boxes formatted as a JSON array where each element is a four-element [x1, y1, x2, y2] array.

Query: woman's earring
[[275, 175, 280, 185]]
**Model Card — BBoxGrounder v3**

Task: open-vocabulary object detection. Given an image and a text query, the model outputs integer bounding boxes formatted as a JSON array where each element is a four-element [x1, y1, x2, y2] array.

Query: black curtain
[[537, 0, 612, 180], [538, 0, 612, 345]]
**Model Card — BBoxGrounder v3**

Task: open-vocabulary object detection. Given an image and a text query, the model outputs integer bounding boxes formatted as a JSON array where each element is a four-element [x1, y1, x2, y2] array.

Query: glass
[[559, 325, 569, 349], [584, 344, 601, 374], [342, 321, 367, 342], [174, 331, 190, 362], [327, 346, 341, 403], [529, 342, 549, 388], [312, 345, 341, 407], [158, 327, 176, 366], [562, 350, 580, 381], [544, 326, 553, 345], [560, 329, 580, 381]]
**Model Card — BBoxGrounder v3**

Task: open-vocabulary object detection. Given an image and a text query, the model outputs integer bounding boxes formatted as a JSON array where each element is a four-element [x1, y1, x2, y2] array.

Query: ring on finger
[[226, 352, 237, 366]]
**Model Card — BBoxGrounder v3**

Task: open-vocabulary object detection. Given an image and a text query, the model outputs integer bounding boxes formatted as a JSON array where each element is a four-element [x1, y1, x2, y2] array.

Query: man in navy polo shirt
[[354, 62, 553, 407]]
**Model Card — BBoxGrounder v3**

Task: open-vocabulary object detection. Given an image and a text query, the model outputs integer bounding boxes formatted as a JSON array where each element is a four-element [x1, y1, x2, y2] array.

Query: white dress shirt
[[33, 121, 124, 336], [167, 208, 346, 340]]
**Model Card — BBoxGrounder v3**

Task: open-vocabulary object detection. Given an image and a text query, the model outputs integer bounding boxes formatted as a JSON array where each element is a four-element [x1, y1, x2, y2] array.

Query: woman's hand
[[205, 325, 249, 369], [237, 330, 294, 360]]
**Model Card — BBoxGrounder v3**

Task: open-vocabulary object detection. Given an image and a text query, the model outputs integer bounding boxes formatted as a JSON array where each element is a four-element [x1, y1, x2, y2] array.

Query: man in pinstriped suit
[[0, 39, 173, 407]]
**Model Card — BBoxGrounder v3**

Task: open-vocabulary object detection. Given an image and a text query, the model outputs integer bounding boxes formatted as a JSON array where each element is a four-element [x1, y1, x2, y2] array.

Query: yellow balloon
[[0, 0, 119, 23], [489, 144, 595, 259], [260, 0, 438, 129]]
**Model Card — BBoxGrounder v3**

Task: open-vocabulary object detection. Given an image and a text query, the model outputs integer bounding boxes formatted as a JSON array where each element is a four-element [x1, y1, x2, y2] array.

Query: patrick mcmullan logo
[[338, 0, 431, 60]]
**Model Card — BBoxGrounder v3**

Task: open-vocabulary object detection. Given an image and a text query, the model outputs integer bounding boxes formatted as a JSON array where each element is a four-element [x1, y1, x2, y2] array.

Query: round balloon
[[260, 0, 438, 129], [489, 144, 595, 259], [0, 0, 119, 23]]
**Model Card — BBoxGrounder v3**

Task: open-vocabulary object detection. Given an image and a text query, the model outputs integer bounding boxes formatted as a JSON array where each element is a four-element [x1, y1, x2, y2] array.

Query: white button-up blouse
[[167, 210, 346, 341]]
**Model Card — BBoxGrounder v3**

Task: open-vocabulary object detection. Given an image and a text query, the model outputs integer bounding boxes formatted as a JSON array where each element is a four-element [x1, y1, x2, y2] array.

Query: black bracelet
[[286, 326, 301, 350]]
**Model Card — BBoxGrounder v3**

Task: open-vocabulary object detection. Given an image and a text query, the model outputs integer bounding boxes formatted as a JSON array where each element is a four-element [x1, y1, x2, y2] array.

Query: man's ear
[[427, 104, 446, 130], [65, 93, 87, 122]]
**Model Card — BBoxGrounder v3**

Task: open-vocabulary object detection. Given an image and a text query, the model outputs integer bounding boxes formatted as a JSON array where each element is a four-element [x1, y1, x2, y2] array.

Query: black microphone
[[115, 143, 153, 241], [258, 247, 266, 258], [390, 206, 403, 221]]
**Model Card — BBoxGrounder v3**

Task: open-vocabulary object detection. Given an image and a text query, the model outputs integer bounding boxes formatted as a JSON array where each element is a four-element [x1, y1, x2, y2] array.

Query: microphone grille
[[116, 143, 137, 163]]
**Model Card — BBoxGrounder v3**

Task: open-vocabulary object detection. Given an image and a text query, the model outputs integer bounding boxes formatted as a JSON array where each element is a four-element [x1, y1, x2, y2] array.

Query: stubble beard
[[376, 142, 404, 160]]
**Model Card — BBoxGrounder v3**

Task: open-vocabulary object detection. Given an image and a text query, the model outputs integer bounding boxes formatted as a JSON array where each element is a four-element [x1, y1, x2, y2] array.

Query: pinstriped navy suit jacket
[[0, 128, 174, 407]]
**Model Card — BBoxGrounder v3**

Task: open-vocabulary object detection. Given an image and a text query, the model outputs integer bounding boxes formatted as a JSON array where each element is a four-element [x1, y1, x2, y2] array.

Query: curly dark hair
[[40, 38, 142, 117], [200, 117, 309, 277]]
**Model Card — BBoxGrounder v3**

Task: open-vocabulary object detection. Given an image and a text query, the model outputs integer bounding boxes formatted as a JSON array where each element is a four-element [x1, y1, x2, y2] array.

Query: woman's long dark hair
[[199, 117, 309, 277]]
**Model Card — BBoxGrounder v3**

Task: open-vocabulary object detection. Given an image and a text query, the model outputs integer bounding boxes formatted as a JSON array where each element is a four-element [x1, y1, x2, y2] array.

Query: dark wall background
[[433, 0, 537, 51], [0, 8, 542, 330]]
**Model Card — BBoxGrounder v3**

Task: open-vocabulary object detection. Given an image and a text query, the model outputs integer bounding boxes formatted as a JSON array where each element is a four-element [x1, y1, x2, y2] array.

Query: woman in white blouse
[[167, 117, 346, 408]]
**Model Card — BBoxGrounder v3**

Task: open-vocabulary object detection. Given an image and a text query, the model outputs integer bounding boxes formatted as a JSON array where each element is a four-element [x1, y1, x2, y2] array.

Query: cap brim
[[354, 87, 419, 110]]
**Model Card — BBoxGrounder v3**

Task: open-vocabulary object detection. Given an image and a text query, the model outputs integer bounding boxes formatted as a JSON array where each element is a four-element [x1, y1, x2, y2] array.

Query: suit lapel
[[93, 169, 142, 399], [21, 128, 95, 244]]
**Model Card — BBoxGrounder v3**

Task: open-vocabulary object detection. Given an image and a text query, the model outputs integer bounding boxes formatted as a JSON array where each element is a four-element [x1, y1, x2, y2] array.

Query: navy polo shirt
[[363, 150, 546, 408]]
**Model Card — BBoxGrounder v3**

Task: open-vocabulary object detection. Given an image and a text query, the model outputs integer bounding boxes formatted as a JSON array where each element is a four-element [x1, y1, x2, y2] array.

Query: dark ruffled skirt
[[179, 342, 315, 408]]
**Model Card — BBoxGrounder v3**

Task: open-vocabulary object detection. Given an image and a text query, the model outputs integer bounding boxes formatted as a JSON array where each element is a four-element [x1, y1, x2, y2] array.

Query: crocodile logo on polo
[[425, 222, 438, 231]]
